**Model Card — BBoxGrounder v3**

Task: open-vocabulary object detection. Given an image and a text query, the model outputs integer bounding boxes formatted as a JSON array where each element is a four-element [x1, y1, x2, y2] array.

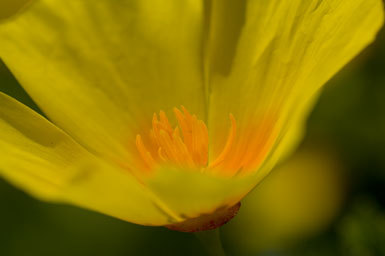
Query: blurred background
[[1, 3, 385, 256]]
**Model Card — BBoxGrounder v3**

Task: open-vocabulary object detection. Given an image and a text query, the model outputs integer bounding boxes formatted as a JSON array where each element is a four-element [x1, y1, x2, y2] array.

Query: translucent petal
[[206, 0, 384, 174], [0, 0, 206, 162], [146, 166, 258, 219], [0, 92, 172, 225]]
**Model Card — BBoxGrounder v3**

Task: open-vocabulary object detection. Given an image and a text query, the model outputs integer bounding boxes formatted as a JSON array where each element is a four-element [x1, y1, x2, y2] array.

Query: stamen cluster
[[136, 107, 236, 171]]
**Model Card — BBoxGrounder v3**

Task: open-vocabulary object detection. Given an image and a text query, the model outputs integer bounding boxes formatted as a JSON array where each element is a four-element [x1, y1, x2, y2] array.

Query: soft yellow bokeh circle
[[224, 143, 346, 252]]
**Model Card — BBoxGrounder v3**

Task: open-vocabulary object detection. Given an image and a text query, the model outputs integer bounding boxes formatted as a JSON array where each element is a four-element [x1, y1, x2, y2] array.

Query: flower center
[[135, 106, 236, 172]]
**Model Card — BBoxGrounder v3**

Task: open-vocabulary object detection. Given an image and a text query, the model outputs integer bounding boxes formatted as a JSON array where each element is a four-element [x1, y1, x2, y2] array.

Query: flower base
[[165, 202, 241, 232]]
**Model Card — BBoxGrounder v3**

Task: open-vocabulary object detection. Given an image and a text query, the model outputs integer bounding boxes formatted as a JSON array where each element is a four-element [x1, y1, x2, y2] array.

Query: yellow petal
[[0, 92, 87, 199], [206, 0, 384, 175], [0, 92, 173, 225], [58, 159, 178, 226], [0, 0, 206, 162], [146, 166, 257, 220]]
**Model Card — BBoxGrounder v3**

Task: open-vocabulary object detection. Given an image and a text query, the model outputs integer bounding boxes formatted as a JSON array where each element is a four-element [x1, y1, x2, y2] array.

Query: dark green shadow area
[[0, 59, 41, 114]]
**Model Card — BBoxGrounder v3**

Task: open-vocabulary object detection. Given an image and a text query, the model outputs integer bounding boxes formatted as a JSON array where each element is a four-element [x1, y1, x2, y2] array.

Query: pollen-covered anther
[[135, 106, 236, 172]]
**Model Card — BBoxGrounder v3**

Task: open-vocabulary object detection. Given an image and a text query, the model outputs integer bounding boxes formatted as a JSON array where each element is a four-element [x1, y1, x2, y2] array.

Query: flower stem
[[195, 228, 226, 256]]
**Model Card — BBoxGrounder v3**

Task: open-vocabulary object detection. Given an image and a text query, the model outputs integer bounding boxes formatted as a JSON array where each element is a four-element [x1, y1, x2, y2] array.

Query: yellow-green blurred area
[[1, 6, 385, 256]]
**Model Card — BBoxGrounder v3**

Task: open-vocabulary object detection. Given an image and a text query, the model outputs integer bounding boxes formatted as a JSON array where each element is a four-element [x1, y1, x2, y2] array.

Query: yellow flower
[[0, 0, 383, 231]]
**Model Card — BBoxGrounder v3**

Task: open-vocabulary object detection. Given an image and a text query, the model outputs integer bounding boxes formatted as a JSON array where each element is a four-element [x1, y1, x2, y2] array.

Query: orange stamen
[[136, 107, 216, 170], [135, 106, 275, 176]]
